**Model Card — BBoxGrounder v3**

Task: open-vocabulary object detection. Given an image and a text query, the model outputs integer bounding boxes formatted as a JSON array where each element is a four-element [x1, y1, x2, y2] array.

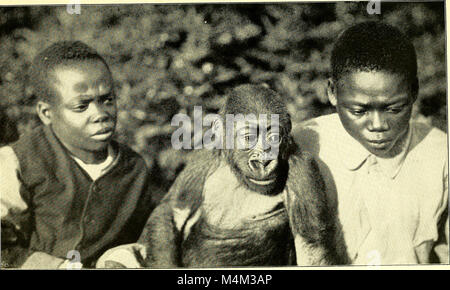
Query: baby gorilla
[[98, 84, 348, 268]]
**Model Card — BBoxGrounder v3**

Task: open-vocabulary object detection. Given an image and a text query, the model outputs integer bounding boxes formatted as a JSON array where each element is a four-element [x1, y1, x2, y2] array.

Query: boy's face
[[328, 71, 417, 158], [45, 60, 117, 154]]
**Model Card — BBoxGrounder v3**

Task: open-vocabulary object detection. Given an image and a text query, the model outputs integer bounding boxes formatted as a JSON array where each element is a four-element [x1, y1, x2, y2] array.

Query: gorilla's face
[[227, 119, 287, 195]]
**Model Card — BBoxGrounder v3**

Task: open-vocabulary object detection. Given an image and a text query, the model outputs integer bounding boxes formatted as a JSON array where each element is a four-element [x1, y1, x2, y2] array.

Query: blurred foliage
[[0, 2, 446, 192]]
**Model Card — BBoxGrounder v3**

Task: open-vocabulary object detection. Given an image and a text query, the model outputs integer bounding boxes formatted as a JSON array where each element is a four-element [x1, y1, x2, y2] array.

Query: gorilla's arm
[[138, 150, 217, 267], [137, 200, 179, 267], [284, 152, 348, 265]]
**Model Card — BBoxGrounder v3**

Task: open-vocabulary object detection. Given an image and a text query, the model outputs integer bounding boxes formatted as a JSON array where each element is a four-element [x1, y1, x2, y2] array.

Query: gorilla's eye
[[244, 134, 258, 149], [245, 135, 258, 143], [236, 133, 258, 150], [267, 133, 281, 145]]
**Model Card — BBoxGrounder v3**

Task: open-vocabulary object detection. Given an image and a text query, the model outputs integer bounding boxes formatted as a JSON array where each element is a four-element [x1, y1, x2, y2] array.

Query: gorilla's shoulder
[[292, 113, 340, 157], [174, 150, 219, 186], [185, 149, 216, 165], [113, 140, 148, 168]]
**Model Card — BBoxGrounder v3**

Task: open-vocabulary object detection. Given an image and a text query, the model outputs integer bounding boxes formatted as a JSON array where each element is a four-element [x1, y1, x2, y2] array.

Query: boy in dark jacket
[[1, 41, 154, 268]]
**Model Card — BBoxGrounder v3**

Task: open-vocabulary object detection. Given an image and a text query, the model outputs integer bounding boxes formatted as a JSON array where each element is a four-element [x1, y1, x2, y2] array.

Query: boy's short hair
[[29, 41, 108, 104], [331, 21, 417, 84]]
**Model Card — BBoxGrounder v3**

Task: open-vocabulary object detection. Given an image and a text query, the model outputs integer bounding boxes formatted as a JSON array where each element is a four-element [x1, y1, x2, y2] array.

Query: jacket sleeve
[[1, 145, 29, 256], [0, 146, 69, 269], [0, 146, 27, 221]]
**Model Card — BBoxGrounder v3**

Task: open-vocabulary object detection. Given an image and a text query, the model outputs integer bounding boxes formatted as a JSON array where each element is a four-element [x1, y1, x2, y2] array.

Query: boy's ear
[[36, 101, 53, 126], [327, 78, 338, 106]]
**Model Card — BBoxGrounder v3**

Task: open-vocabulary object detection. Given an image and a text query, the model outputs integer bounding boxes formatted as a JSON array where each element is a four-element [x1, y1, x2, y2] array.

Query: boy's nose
[[91, 103, 111, 123], [368, 111, 389, 131]]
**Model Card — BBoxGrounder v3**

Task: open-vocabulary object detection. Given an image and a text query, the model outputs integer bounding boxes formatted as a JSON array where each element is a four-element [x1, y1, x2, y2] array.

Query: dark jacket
[[5, 125, 154, 267]]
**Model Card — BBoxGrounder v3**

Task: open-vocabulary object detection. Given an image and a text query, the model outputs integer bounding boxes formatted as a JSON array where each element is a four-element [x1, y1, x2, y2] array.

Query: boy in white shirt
[[294, 21, 448, 265]]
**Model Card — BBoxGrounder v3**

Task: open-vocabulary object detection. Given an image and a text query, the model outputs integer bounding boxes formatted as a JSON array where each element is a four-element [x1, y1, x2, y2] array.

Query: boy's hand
[[21, 251, 81, 269], [104, 260, 127, 268], [96, 243, 147, 269]]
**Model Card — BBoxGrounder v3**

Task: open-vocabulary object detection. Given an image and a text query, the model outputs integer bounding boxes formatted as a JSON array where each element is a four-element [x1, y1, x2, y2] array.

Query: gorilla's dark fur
[[138, 84, 348, 267]]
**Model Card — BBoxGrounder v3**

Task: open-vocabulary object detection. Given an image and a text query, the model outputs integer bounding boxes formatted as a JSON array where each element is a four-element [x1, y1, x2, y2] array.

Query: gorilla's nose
[[248, 154, 271, 172]]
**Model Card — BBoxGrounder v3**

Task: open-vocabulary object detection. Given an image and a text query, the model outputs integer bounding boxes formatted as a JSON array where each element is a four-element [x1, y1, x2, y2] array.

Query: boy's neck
[[67, 146, 109, 164], [48, 127, 110, 164]]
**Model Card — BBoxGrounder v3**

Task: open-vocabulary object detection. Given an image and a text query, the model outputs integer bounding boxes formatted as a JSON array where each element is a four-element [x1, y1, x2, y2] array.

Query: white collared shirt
[[293, 113, 448, 265]]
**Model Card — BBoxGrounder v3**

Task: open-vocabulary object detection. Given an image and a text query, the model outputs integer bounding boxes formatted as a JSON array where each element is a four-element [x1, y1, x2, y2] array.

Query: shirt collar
[[375, 126, 412, 179], [336, 119, 412, 179], [335, 121, 371, 171], [71, 144, 117, 173]]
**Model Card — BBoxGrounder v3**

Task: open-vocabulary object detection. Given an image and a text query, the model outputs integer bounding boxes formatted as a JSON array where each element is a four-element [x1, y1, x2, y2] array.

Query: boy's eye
[[101, 94, 116, 104], [349, 109, 366, 116], [73, 104, 89, 112], [386, 107, 403, 114]]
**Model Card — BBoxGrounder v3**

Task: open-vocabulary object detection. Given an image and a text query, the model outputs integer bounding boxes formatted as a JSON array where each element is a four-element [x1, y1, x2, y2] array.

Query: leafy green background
[[0, 2, 446, 195]]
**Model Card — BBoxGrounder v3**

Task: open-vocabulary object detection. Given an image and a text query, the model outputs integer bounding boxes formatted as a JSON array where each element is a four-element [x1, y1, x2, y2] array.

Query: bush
[[0, 2, 446, 192]]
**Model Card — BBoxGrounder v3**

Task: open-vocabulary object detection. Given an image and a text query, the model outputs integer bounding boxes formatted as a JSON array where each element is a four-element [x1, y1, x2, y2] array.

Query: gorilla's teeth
[[249, 178, 275, 185]]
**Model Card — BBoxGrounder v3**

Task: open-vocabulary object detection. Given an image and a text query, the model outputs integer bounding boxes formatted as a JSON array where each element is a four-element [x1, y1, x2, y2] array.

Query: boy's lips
[[94, 127, 114, 134], [366, 139, 392, 149], [91, 127, 114, 140]]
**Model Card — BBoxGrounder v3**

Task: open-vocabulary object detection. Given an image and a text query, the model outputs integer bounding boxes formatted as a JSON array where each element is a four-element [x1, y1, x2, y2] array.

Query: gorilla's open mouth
[[248, 177, 276, 186]]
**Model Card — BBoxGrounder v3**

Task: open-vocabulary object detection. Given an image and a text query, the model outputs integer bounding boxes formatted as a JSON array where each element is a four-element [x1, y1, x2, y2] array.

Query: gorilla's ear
[[212, 116, 223, 134], [212, 116, 223, 135], [203, 114, 224, 150], [327, 78, 338, 107]]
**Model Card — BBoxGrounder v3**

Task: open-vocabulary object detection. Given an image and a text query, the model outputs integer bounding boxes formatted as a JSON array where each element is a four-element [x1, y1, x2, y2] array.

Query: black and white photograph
[[0, 0, 448, 271]]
